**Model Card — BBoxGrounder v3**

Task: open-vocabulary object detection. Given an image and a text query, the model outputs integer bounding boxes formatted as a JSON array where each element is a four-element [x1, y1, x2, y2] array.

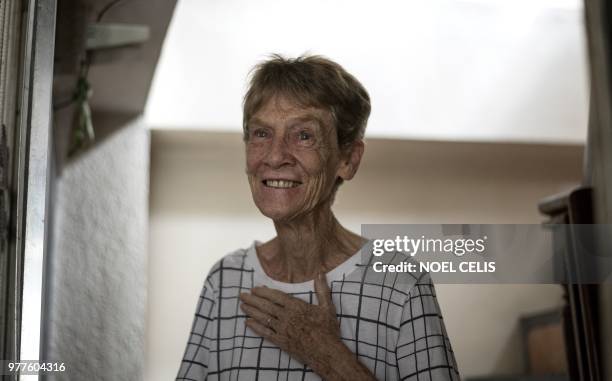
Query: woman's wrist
[[308, 338, 376, 381]]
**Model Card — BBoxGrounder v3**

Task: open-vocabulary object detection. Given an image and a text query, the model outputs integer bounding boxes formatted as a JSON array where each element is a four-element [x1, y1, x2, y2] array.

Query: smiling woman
[[175, 54, 460, 381], [245, 97, 353, 223]]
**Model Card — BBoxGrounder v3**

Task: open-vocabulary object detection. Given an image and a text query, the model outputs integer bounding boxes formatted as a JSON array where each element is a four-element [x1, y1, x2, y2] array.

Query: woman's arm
[[240, 273, 377, 381], [396, 273, 460, 381], [176, 277, 216, 381]]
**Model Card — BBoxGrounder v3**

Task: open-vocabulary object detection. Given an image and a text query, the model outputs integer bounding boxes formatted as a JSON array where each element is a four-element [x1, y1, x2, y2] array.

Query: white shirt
[[176, 242, 460, 381]]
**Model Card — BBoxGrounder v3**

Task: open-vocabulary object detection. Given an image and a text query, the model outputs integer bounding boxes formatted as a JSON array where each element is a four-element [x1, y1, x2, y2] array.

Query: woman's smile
[[245, 96, 341, 221], [262, 179, 302, 188]]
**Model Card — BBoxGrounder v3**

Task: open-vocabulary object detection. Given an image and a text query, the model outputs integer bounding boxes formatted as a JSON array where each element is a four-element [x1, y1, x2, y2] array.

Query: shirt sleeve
[[176, 277, 217, 381], [396, 273, 460, 381]]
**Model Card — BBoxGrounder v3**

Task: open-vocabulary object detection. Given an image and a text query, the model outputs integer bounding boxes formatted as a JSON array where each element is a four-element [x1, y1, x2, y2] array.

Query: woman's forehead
[[252, 95, 333, 125]]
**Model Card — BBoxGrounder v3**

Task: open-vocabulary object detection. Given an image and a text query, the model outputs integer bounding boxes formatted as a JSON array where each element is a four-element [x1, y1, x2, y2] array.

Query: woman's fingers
[[251, 286, 291, 306], [240, 303, 275, 328], [245, 318, 276, 339], [240, 292, 282, 316], [314, 272, 333, 311]]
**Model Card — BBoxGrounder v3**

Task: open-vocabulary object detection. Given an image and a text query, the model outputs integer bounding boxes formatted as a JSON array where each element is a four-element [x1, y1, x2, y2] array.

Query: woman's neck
[[257, 207, 366, 283]]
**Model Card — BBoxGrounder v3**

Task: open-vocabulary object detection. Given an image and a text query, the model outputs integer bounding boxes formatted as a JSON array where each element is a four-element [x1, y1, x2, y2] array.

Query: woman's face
[[245, 96, 347, 222]]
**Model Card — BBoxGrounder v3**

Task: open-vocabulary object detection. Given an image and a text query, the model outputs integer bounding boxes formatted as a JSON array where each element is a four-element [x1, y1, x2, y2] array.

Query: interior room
[[2, 0, 611, 380]]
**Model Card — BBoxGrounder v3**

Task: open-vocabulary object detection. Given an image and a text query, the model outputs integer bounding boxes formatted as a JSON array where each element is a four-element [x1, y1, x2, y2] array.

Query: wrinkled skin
[[240, 274, 340, 368], [240, 274, 375, 381], [245, 95, 345, 222], [241, 95, 375, 380]]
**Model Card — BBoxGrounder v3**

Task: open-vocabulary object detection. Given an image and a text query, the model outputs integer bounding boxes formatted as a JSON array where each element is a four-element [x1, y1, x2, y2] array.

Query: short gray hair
[[243, 54, 371, 149]]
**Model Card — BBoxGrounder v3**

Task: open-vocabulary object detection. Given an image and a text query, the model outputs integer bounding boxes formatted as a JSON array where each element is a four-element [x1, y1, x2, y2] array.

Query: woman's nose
[[264, 136, 294, 168]]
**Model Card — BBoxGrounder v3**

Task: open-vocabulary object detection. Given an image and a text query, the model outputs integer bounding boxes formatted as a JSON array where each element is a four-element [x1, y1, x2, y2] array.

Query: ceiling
[[54, 0, 178, 114], [51, 0, 177, 169], [145, 0, 589, 145], [50, 0, 590, 150]]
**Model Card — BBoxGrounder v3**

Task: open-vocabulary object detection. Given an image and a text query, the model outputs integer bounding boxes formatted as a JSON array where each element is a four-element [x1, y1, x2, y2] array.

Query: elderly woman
[[176, 55, 460, 381]]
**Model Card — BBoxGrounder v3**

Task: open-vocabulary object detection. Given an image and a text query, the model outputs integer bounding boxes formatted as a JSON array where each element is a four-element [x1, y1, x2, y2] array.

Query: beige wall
[[147, 130, 583, 380]]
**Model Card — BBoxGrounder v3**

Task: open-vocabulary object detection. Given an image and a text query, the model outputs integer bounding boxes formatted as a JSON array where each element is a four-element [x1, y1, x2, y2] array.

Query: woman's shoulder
[[348, 249, 431, 301], [203, 245, 255, 290]]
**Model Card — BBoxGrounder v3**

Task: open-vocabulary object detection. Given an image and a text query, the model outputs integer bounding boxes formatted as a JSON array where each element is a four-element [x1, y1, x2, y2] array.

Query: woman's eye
[[298, 131, 311, 140], [252, 129, 268, 138]]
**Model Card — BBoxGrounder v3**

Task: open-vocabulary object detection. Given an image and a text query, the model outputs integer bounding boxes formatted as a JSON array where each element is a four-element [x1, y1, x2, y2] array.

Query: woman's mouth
[[263, 179, 302, 188]]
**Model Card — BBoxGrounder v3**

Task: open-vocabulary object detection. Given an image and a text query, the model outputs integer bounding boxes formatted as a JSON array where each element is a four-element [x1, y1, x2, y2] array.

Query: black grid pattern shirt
[[176, 242, 460, 381]]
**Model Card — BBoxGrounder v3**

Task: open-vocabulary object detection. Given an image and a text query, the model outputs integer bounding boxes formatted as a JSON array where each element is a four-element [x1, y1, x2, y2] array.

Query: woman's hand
[[239, 273, 339, 365], [239, 273, 377, 381]]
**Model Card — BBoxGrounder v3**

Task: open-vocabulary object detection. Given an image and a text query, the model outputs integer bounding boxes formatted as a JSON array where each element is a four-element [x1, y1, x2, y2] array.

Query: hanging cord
[[67, 59, 94, 156], [97, 0, 125, 22], [62, 0, 126, 156], [54, 0, 126, 112]]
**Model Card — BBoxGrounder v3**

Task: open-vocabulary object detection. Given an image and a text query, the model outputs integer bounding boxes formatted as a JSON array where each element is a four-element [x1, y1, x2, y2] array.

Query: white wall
[[146, 0, 589, 144], [46, 117, 150, 380], [147, 130, 583, 380]]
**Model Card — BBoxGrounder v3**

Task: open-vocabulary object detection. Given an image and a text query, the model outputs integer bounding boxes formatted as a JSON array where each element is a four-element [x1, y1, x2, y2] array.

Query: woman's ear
[[337, 140, 365, 181]]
